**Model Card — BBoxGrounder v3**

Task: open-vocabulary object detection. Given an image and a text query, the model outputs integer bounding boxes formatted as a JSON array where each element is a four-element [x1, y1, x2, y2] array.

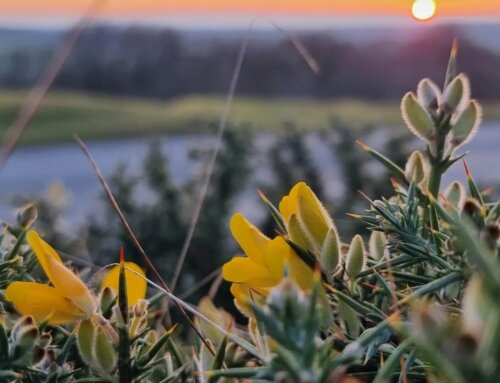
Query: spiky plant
[[0, 44, 498, 383]]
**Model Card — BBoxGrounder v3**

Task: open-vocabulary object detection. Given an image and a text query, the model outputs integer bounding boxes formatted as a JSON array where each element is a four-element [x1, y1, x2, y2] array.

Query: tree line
[[2, 25, 500, 100]]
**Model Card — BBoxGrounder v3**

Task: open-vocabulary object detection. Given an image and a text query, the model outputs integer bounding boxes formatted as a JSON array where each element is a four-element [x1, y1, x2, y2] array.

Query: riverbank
[[3, 90, 500, 145]]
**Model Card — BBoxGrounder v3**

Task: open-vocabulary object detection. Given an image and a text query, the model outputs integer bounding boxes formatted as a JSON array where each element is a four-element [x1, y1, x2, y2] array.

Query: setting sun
[[412, 0, 436, 21]]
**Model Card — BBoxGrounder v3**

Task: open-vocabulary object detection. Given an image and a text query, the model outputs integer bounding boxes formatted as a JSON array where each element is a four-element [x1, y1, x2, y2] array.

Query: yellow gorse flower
[[6, 231, 97, 324], [101, 261, 147, 307], [279, 182, 335, 253], [5, 231, 146, 325], [222, 212, 313, 311]]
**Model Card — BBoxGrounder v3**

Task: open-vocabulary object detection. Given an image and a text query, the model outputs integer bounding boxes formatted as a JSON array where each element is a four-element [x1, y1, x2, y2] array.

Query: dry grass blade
[[169, 25, 252, 292], [179, 267, 221, 301], [0, 0, 105, 171], [269, 20, 321, 75], [74, 135, 216, 356]]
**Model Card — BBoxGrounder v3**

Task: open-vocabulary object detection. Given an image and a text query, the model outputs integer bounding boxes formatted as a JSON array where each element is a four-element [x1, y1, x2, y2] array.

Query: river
[[0, 123, 499, 227]]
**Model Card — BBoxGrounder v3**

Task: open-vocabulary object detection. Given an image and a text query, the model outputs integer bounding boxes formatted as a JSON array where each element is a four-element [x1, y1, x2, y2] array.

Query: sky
[[0, 1, 499, 28]]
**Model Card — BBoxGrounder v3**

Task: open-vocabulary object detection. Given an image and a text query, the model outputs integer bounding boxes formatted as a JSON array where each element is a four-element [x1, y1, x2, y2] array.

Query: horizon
[[1, 0, 500, 30], [0, 13, 500, 31]]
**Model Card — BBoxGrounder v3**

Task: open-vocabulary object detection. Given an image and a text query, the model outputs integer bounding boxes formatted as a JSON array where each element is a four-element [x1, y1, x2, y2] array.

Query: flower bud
[[346, 235, 365, 278], [462, 276, 488, 341], [16, 203, 38, 228], [12, 316, 34, 335], [460, 197, 483, 221], [481, 223, 500, 251], [404, 150, 427, 184], [39, 333, 52, 349], [401, 92, 435, 142], [94, 325, 117, 374], [443, 73, 470, 113], [32, 346, 46, 366], [320, 228, 341, 281], [77, 319, 96, 365], [417, 78, 441, 113], [144, 329, 158, 345], [449, 100, 482, 148], [133, 299, 148, 318], [368, 231, 387, 260], [298, 195, 330, 251], [99, 286, 116, 317], [444, 181, 465, 208], [13, 325, 39, 351]]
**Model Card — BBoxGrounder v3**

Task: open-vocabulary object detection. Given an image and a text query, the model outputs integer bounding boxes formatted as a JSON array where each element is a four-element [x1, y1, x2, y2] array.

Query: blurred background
[[0, 0, 499, 302]]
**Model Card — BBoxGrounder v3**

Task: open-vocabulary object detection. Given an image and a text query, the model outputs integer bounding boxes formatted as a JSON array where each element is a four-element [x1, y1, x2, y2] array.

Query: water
[[0, 123, 499, 226]]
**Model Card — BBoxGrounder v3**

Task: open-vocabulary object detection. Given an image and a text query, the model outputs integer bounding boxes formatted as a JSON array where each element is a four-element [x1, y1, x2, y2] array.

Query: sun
[[412, 0, 437, 21]]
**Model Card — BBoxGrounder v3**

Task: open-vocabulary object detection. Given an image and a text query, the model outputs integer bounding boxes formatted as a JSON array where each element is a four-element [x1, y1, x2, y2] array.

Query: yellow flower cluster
[[223, 182, 335, 311], [5, 231, 146, 325]]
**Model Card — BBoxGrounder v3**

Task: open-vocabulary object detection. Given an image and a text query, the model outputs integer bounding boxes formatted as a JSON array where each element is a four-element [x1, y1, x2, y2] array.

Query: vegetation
[[1, 48, 500, 383], [0, 91, 405, 145], [2, 91, 500, 146]]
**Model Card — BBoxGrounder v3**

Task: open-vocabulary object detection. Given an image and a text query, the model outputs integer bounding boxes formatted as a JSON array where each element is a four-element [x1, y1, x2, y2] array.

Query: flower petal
[[27, 230, 63, 281], [222, 257, 275, 286], [279, 183, 301, 222], [27, 231, 96, 316], [296, 182, 333, 230], [229, 283, 267, 317], [288, 250, 315, 290], [263, 237, 288, 281], [5, 282, 86, 324], [101, 262, 147, 306], [230, 213, 269, 265], [44, 253, 96, 316]]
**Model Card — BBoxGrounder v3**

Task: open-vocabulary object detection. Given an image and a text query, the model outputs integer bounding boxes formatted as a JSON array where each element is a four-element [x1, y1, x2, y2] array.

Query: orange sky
[[1, 0, 499, 17]]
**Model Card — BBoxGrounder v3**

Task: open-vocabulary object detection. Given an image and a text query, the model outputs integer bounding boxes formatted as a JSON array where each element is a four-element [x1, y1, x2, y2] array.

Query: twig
[[169, 24, 252, 292], [0, 0, 105, 170], [74, 135, 216, 356]]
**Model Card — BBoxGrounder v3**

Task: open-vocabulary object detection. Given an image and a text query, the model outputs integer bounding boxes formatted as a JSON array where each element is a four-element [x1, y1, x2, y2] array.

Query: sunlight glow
[[412, 0, 437, 21]]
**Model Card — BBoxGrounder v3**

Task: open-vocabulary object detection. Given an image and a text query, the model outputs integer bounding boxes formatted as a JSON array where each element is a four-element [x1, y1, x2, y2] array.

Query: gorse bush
[[1, 47, 499, 383]]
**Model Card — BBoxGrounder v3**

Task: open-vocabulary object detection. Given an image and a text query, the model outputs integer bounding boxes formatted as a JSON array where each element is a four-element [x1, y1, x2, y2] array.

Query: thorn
[[257, 189, 270, 203], [346, 213, 363, 219], [357, 190, 373, 202], [356, 140, 369, 151], [120, 246, 125, 265], [451, 38, 458, 58], [483, 187, 493, 197], [463, 160, 471, 178], [390, 177, 400, 190], [167, 323, 178, 334]]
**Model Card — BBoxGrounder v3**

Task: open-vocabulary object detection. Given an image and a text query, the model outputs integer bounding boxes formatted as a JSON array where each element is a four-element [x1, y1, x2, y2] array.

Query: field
[[1, 90, 500, 145]]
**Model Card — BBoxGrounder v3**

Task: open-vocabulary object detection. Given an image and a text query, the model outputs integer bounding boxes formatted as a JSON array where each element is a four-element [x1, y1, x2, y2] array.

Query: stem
[[428, 164, 442, 198], [118, 252, 131, 383]]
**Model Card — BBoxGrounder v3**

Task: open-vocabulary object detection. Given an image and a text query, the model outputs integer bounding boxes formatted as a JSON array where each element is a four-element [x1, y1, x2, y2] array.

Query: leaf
[[373, 340, 412, 383], [356, 141, 407, 185]]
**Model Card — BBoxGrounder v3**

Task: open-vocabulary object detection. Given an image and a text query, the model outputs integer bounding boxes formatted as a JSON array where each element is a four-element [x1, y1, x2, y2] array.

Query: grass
[[1, 90, 500, 145]]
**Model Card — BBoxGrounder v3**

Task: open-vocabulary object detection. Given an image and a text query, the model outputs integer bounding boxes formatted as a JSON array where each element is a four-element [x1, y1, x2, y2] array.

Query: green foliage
[[2, 45, 500, 383], [86, 129, 252, 294]]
